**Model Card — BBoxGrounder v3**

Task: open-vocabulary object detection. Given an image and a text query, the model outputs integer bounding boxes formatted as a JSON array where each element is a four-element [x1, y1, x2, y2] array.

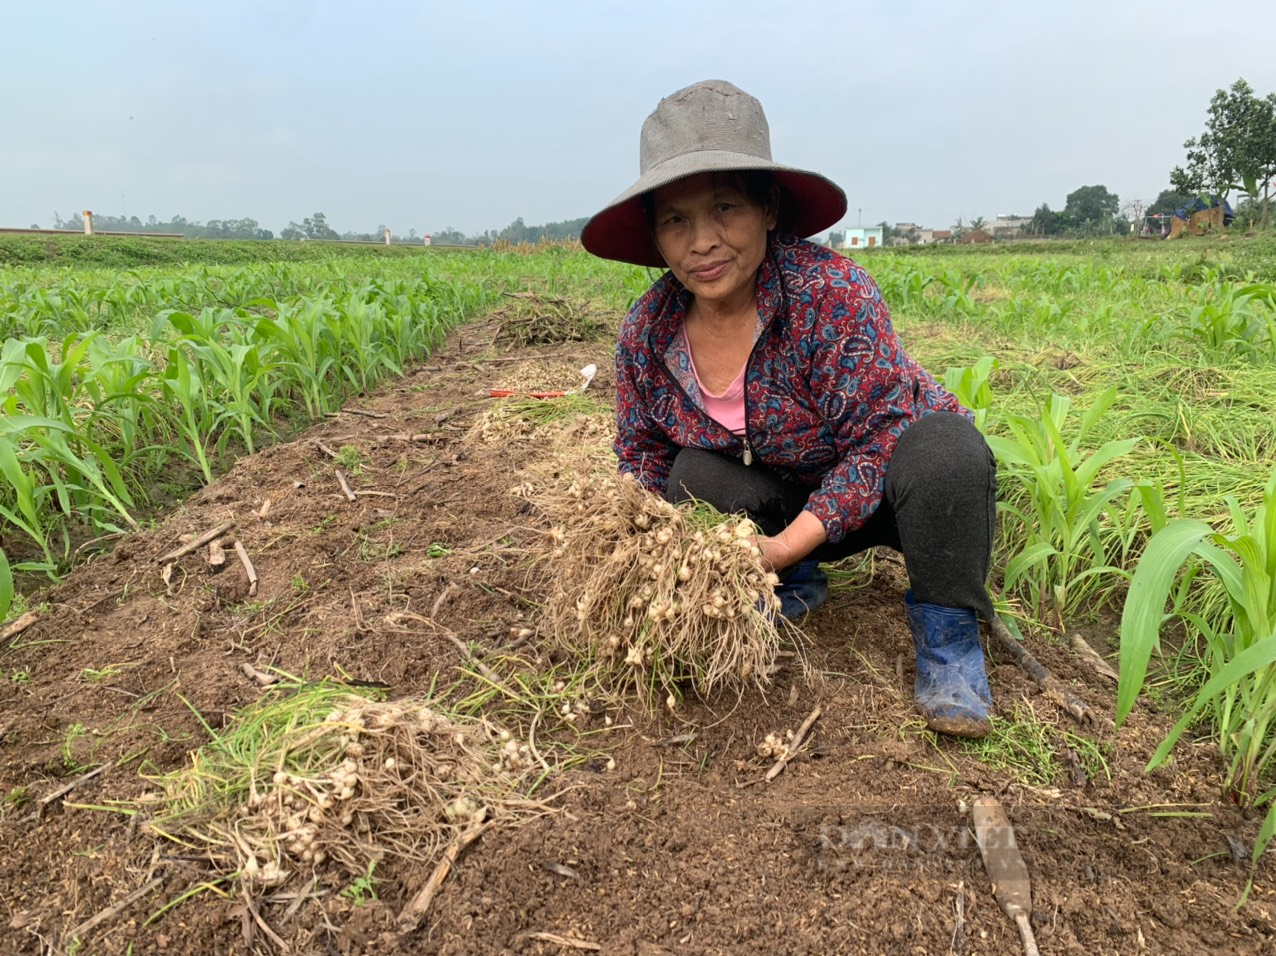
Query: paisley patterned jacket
[[614, 234, 966, 543]]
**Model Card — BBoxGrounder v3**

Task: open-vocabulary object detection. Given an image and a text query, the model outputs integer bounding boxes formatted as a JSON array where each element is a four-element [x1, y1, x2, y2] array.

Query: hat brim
[[581, 151, 848, 268]]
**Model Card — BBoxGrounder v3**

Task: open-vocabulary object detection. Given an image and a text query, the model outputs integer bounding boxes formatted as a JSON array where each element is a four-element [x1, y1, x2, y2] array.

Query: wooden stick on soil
[[431, 584, 459, 619], [40, 763, 108, 809], [335, 468, 357, 502], [155, 521, 236, 563], [987, 616, 1091, 724], [238, 662, 279, 687], [1, 611, 39, 642], [315, 440, 339, 459], [63, 877, 162, 944], [233, 541, 259, 597], [208, 538, 227, 569], [339, 407, 388, 419], [241, 889, 289, 951], [952, 880, 965, 956], [972, 796, 1040, 956], [766, 706, 822, 782], [1068, 631, 1119, 682], [397, 819, 491, 933], [522, 933, 602, 951]]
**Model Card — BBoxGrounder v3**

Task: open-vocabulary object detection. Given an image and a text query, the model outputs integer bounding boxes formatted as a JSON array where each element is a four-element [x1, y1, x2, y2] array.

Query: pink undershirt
[[689, 349, 747, 435]]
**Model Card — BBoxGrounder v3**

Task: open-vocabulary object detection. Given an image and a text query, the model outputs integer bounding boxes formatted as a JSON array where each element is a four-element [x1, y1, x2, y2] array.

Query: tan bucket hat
[[581, 79, 848, 268]]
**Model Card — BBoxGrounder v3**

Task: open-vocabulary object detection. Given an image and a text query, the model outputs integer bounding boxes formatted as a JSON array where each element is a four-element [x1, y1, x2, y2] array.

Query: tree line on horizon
[[35, 210, 592, 247], [29, 77, 1271, 247], [1025, 76, 1273, 238]]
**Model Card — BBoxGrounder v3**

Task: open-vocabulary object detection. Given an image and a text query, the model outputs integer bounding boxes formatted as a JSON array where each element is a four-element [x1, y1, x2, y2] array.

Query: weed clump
[[519, 470, 801, 708]]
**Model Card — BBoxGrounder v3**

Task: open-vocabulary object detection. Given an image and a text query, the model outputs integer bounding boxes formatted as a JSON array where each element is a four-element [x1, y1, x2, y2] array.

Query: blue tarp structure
[[1173, 195, 1235, 225]]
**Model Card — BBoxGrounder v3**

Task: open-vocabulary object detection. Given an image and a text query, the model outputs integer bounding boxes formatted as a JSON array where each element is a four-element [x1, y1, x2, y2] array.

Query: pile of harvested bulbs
[[518, 469, 802, 705], [141, 686, 548, 896]]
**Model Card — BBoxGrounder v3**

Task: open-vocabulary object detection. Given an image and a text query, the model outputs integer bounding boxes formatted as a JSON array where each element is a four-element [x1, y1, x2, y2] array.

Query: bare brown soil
[[2, 315, 1275, 955]]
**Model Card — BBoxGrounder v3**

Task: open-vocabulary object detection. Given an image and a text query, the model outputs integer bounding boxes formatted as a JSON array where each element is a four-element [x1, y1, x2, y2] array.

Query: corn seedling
[[988, 386, 1142, 626], [1119, 466, 1276, 802], [942, 355, 998, 431], [1119, 464, 1276, 893]]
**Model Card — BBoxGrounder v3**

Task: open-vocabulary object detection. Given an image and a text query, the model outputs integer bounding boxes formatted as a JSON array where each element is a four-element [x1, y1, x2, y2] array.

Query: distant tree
[[1147, 189, 1195, 217], [280, 224, 303, 241], [968, 216, 987, 231], [1064, 185, 1120, 231], [302, 212, 339, 240], [875, 220, 897, 244], [29, 223, 39, 229], [1171, 78, 1276, 226], [431, 227, 470, 245], [1027, 203, 1072, 236], [828, 229, 845, 247]]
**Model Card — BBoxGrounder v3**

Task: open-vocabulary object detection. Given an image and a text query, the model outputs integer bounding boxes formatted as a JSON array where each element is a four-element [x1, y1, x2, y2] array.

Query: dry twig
[[766, 706, 822, 782], [988, 616, 1091, 723], [397, 819, 491, 932], [63, 877, 162, 945], [952, 880, 965, 956], [233, 540, 259, 597], [335, 468, 357, 502], [156, 521, 236, 563], [340, 407, 387, 419], [238, 662, 279, 687], [208, 539, 227, 569], [1, 611, 38, 642], [1068, 631, 1119, 682], [521, 932, 602, 951], [40, 764, 108, 808]]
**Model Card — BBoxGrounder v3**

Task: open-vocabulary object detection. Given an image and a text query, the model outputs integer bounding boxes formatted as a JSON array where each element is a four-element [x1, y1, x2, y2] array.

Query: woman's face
[[650, 173, 777, 312]]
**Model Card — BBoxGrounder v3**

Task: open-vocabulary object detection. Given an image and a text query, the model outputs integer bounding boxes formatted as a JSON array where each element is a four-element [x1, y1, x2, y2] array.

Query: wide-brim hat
[[581, 80, 848, 268]]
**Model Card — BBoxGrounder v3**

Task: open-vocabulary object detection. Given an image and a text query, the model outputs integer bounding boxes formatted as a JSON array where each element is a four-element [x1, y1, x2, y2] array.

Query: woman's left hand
[[753, 511, 829, 572]]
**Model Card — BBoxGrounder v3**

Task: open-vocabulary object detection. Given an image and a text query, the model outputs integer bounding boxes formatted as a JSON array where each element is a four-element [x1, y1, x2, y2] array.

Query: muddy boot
[[775, 561, 828, 619], [904, 591, 992, 738]]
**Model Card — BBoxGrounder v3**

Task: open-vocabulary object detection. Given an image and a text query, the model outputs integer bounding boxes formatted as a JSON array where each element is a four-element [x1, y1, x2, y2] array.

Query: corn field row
[[0, 264, 491, 613], [4, 237, 1276, 864]]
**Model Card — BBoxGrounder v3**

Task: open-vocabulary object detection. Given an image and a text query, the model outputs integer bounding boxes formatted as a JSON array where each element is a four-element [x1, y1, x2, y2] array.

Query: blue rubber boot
[[904, 591, 992, 738], [775, 561, 829, 619]]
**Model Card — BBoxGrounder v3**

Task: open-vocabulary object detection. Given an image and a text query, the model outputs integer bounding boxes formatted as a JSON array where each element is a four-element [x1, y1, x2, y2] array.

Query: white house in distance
[[838, 225, 884, 250]]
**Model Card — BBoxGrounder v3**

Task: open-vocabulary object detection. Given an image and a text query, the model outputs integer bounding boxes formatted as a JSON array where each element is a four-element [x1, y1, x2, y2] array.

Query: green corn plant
[[184, 337, 277, 456], [987, 386, 1142, 626], [1118, 466, 1276, 890], [0, 429, 62, 568], [0, 546, 13, 621], [942, 356, 997, 431], [160, 347, 215, 484], [250, 297, 341, 418], [1173, 284, 1271, 362], [1119, 466, 1276, 800], [79, 335, 160, 461]]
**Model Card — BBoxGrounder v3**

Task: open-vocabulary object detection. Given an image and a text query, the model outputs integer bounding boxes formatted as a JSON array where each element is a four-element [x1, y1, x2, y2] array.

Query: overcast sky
[[3, 1, 1274, 238]]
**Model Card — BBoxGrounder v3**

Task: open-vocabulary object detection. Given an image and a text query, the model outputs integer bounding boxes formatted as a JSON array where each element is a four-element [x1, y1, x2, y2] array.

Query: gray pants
[[664, 411, 997, 618]]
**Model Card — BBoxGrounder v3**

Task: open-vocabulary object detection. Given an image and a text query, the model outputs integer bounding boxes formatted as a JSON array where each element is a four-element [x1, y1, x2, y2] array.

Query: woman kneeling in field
[[581, 80, 999, 739]]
